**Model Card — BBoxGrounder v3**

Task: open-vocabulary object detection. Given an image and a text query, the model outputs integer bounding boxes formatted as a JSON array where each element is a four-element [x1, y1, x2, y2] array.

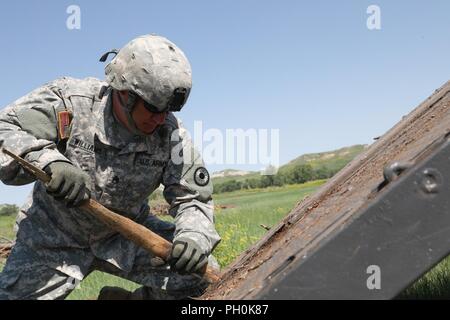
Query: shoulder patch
[[57, 111, 72, 140], [194, 167, 210, 186]]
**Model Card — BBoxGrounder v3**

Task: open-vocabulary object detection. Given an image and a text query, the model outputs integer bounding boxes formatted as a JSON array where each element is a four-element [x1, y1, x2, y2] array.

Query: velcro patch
[[57, 111, 72, 140]]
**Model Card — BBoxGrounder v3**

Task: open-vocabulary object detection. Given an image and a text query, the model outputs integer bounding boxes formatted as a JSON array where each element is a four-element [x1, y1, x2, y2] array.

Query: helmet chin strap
[[116, 91, 149, 136]]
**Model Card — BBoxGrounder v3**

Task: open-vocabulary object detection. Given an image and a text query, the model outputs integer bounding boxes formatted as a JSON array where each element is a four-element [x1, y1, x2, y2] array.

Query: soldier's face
[[131, 98, 168, 135]]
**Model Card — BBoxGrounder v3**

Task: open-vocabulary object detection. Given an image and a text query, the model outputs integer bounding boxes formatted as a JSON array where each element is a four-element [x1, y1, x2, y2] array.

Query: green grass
[[66, 272, 140, 300], [0, 214, 16, 241], [212, 180, 325, 266], [398, 256, 450, 299]]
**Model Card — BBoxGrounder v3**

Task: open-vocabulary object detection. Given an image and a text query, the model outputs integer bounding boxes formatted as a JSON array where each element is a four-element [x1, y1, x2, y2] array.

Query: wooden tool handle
[[81, 199, 221, 283]]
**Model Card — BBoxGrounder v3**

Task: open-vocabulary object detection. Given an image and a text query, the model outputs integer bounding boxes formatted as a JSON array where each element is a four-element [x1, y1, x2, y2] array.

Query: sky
[[1, 0, 450, 205]]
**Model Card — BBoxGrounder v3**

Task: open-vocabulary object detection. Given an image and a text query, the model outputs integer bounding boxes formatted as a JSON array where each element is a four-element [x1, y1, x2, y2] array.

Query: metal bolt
[[420, 168, 442, 194], [383, 161, 412, 183]]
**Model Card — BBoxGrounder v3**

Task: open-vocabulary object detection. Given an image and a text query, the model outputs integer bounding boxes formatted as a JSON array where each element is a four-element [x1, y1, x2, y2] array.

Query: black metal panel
[[257, 136, 450, 299]]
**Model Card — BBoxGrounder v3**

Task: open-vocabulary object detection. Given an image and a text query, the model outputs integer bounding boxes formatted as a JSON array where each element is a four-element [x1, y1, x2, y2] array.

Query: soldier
[[0, 34, 221, 300]]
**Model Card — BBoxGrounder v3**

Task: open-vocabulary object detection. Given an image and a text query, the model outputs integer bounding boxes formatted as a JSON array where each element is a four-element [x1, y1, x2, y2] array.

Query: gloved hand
[[169, 234, 210, 274], [43, 161, 91, 207]]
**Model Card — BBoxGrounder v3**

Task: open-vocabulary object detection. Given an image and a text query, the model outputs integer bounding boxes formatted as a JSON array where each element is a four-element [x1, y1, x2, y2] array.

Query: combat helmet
[[100, 34, 192, 134]]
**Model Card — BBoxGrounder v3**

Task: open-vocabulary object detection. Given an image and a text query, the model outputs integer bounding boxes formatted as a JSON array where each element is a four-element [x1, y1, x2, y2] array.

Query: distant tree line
[[0, 204, 19, 217], [213, 164, 339, 194]]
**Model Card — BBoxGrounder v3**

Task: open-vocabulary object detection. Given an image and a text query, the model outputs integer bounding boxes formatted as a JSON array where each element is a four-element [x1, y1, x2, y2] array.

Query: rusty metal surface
[[203, 80, 450, 299], [258, 136, 450, 299]]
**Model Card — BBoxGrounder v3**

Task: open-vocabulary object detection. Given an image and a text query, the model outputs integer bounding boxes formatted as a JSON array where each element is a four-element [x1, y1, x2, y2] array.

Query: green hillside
[[212, 144, 367, 193], [213, 145, 366, 184], [279, 144, 367, 173], [212, 171, 259, 185]]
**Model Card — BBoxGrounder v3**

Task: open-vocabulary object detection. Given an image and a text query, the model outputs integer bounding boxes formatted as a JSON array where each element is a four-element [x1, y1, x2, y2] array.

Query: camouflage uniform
[[0, 77, 221, 300]]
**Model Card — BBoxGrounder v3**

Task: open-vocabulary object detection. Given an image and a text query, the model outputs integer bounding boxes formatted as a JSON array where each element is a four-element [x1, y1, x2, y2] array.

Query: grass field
[[1, 179, 450, 299], [212, 180, 325, 267], [0, 215, 15, 241], [399, 258, 450, 299]]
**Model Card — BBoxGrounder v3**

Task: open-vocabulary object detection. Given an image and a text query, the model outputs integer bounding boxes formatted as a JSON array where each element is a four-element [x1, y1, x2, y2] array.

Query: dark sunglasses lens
[[144, 101, 165, 113]]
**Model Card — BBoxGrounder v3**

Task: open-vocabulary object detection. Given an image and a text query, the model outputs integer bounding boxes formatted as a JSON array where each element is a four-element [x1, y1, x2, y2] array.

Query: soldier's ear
[[114, 90, 129, 105], [119, 91, 128, 99]]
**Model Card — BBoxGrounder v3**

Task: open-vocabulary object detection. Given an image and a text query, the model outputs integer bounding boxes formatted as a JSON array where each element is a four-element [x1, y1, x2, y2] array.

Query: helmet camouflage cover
[[103, 34, 192, 113]]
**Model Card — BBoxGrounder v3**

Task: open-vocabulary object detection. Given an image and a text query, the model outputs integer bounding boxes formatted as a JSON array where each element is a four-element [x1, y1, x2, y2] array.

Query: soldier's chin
[[139, 126, 157, 135]]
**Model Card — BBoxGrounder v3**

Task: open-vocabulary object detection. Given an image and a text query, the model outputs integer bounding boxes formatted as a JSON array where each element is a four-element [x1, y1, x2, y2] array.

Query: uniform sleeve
[[162, 117, 221, 253], [0, 84, 72, 185]]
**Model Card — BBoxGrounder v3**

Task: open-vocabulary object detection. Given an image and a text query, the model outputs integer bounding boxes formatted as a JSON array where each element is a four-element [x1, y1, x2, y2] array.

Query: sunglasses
[[132, 88, 189, 113]]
